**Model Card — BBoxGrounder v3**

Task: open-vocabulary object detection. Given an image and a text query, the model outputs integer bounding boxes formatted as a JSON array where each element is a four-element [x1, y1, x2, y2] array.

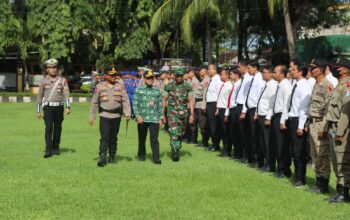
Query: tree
[[150, 0, 235, 63]]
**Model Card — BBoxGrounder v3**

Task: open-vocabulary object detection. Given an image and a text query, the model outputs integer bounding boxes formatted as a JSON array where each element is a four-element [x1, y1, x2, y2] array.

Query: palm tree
[[268, 0, 295, 59], [150, 0, 235, 63]]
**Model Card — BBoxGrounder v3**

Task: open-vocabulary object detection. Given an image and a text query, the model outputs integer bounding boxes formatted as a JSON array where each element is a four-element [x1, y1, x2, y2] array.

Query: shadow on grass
[[60, 148, 76, 154], [92, 155, 133, 162], [160, 150, 192, 159]]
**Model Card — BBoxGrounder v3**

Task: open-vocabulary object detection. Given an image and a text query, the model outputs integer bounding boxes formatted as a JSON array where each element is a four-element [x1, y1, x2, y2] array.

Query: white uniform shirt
[[206, 74, 222, 102], [243, 72, 266, 113], [307, 77, 316, 89], [288, 78, 312, 129], [235, 72, 253, 106], [326, 73, 338, 88], [217, 81, 233, 109], [225, 79, 242, 116], [273, 78, 292, 125], [256, 79, 278, 120]]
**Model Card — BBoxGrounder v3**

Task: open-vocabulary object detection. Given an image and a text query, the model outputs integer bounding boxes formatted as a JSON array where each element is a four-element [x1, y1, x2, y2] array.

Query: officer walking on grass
[[37, 59, 71, 158], [133, 71, 163, 164], [89, 67, 131, 167], [163, 67, 194, 161]]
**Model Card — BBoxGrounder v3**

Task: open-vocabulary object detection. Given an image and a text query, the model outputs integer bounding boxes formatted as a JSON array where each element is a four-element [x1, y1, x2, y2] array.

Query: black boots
[[108, 155, 116, 164], [172, 149, 180, 162], [44, 151, 52, 158], [329, 185, 350, 203], [97, 154, 107, 167], [308, 177, 329, 194]]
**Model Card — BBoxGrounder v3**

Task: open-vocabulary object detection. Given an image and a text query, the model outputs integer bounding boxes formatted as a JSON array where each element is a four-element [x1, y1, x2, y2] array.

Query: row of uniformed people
[[201, 58, 350, 203]]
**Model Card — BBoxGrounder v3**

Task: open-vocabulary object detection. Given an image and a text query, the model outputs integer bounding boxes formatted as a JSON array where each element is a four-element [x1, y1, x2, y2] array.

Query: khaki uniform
[[37, 76, 70, 107], [37, 76, 70, 155], [90, 80, 131, 159], [90, 80, 131, 120], [308, 78, 333, 179], [325, 76, 350, 187]]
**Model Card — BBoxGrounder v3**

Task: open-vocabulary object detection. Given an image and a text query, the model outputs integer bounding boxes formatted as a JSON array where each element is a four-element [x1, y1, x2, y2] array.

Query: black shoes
[[108, 155, 116, 164], [44, 152, 52, 158], [294, 181, 307, 188], [172, 151, 180, 162], [153, 160, 162, 165], [138, 156, 146, 162], [308, 177, 329, 194], [97, 155, 107, 167], [53, 149, 60, 156], [329, 186, 350, 203]]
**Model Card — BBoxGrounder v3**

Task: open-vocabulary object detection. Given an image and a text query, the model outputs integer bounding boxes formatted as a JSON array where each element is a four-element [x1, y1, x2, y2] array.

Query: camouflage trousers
[[167, 113, 188, 152]]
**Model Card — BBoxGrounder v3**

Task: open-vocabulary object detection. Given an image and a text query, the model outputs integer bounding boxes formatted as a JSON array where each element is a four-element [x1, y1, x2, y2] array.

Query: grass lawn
[[0, 103, 349, 219]]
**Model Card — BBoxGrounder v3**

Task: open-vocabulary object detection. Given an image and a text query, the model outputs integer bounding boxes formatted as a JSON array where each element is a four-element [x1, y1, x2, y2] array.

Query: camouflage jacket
[[163, 81, 193, 118]]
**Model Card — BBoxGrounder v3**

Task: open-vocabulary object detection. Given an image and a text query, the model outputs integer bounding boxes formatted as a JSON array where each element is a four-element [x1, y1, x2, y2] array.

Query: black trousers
[[137, 122, 160, 161], [206, 102, 220, 148], [99, 117, 121, 156], [43, 106, 64, 153], [271, 113, 291, 174], [228, 105, 245, 158], [218, 108, 231, 155], [288, 117, 307, 182], [191, 108, 209, 145], [256, 115, 271, 167], [245, 108, 257, 163]]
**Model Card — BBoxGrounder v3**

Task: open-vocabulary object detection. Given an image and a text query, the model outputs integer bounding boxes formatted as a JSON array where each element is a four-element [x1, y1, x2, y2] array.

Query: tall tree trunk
[[283, 0, 295, 59], [151, 34, 162, 63], [237, 0, 243, 60], [163, 30, 177, 58], [205, 20, 212, 63]]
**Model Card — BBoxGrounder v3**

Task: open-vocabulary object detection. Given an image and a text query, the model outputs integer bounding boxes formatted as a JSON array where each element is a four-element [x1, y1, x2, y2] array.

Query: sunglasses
[[47, 66, 57, 69], [145, 77, 154, 80]]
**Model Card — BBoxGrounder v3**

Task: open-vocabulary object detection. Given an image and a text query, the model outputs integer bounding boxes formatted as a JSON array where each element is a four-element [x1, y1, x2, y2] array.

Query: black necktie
[[245, 77, 254, 109], [288, 84, 297, 113], [272, 84, 280, 115], [257, 84, 267, 114], [234, 77, 244, 104]]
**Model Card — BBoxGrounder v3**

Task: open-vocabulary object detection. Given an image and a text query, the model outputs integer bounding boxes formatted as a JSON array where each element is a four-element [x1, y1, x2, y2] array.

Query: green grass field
[[0, 103, 349, 219]]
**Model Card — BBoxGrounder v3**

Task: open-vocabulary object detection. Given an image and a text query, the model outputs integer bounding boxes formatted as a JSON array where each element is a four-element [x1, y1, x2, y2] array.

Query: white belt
[[43, 102, 64, 107]]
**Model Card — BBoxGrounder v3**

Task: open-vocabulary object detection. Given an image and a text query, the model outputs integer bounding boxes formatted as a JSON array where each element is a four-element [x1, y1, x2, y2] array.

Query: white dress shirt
[[225, 79, 242, 116], [217, 81, 233, 109], [206, 74, 222, 102], [235, 72, 253, 106], [288, 78, 312, 129], [256, 79, 278, 120], [273, 78, 292, 125], [307, 77, 316, 89], [326, 73, 338, 88], [243, 72, 266, 113]]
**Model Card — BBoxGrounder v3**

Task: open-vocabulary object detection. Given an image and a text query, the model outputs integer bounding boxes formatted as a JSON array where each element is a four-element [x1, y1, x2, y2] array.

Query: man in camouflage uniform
[[37, 59, 71, 158], [326, 58, 350, 203], [163, 67, 194, 161], [133, 71, 163, 164], [89, 67, 131, 167], [306, 59, 334, 194]]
